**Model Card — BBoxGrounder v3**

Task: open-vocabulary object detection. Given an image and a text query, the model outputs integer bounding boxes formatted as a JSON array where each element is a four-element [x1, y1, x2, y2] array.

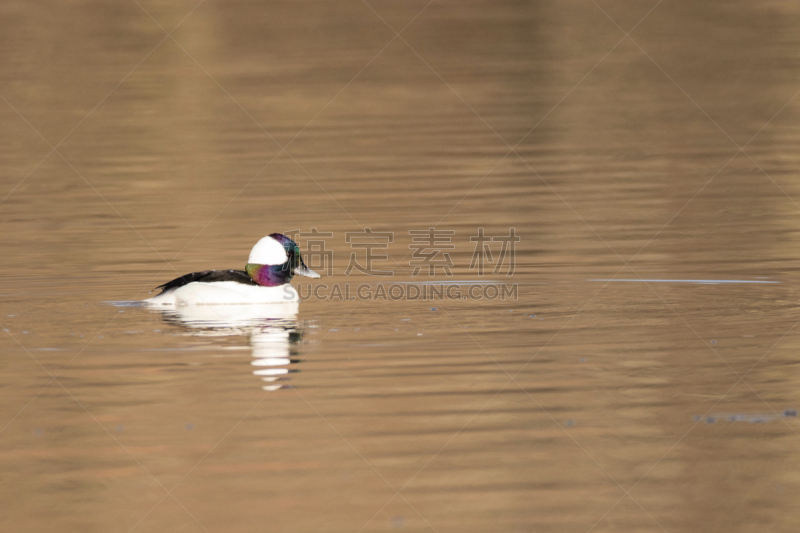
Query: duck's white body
[[143, 234, 318, 307], [145, 281, 299, 306]]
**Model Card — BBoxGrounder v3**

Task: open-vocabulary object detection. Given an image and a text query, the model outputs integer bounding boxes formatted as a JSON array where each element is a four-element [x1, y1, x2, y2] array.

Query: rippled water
[[4, 1, 800, 532]]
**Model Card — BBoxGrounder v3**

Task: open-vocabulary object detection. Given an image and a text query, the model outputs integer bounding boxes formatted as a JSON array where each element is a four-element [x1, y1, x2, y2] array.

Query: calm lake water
[[3, 1, 800, 532]]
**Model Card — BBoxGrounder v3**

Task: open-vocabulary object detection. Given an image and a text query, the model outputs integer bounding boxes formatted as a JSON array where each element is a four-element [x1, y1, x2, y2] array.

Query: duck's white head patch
[[248, 235, 288, 265]]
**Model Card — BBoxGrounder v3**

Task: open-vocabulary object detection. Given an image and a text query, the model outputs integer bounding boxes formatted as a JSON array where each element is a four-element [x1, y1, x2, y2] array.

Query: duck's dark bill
[[296, 264, 321, 278]]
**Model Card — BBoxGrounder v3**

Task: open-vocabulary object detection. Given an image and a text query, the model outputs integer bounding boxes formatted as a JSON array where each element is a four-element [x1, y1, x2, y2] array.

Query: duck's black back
[[155, 270, 257, 293]]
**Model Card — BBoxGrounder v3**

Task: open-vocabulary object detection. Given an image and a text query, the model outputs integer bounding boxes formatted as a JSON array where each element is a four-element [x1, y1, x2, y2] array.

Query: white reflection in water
[[151, 304, 304, 392]]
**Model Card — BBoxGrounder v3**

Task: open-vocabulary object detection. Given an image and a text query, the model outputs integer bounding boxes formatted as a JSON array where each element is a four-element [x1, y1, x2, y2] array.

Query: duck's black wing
[[154, 270, 257, 293]]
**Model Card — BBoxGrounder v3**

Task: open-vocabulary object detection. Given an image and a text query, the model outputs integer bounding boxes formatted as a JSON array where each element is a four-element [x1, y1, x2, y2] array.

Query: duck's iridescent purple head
[[244, 233, 320, 287]]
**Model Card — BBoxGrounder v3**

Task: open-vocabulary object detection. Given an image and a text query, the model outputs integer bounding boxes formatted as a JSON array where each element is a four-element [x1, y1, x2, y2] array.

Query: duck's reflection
[[152, 304, 307, 392]]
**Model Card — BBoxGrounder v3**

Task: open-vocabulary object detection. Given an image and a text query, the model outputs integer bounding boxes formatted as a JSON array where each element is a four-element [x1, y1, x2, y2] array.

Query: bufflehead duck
[[145, 233, 320, 306]]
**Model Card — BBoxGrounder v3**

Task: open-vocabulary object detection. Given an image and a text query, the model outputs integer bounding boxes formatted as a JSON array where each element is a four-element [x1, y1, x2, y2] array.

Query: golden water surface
[[3, 1, 800, 532]]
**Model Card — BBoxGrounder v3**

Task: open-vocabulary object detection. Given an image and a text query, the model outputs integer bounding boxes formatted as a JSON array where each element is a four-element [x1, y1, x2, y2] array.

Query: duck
[[145, 233, 320, 306]]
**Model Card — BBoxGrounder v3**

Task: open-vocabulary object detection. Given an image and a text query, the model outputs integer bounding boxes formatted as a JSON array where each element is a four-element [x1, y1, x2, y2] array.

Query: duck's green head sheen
[[245, 233, 320, 287]]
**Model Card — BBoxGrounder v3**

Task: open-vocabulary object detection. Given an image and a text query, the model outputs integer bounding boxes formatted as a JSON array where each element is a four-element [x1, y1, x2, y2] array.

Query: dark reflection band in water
[[150, 304, 307, 392]]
